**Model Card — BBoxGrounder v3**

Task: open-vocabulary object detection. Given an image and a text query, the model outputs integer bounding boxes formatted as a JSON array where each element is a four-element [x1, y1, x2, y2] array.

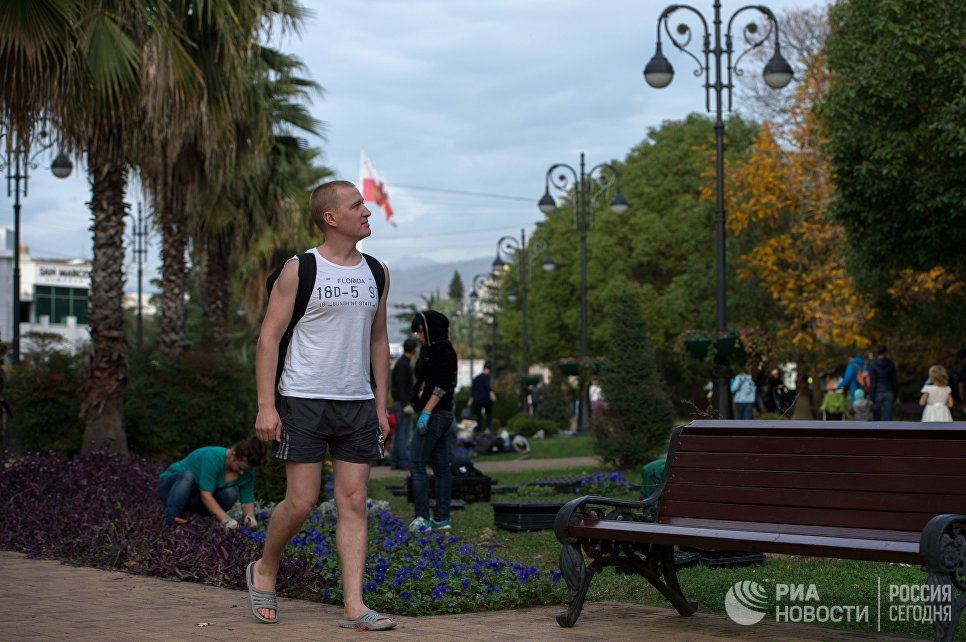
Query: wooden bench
[[554, 420, 966, 641]]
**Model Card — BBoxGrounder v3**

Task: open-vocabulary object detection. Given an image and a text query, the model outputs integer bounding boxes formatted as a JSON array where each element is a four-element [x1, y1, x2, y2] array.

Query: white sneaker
[[409, 517, 431, 532]]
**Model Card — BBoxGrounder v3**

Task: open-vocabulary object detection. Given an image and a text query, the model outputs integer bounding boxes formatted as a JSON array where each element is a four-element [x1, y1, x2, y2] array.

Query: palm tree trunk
[[81, 133, 129, 455], [203, 234, 230, 345], [158, 200, 188, 357]]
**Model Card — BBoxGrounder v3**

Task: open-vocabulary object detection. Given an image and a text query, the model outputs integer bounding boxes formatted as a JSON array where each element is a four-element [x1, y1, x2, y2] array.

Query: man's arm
[[254, 260, 299, 442], [370, 263, 391, 440]]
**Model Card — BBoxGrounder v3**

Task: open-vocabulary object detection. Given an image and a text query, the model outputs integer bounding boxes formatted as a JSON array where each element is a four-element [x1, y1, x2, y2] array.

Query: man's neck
[[317, 238, 361, 266]]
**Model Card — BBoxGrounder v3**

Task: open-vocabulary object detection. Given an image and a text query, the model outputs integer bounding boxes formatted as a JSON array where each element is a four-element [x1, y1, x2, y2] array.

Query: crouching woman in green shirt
[[157, 437, 268, 528]]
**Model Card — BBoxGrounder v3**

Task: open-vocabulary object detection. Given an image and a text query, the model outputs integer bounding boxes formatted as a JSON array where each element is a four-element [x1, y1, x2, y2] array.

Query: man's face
[[329, 185, 372, 240]]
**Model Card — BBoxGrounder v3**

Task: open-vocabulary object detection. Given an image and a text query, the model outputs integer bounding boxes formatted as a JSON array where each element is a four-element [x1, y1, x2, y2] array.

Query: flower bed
[[0, 451, 564, 615]]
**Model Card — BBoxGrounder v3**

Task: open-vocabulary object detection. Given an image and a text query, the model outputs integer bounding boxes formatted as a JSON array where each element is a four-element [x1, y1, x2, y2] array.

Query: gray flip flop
[[245, 561, 278, 624], [338, 609, 396, 631]]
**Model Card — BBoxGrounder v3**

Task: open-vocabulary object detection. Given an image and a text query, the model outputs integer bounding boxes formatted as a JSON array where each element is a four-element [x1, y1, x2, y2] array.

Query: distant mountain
[[385, 255, 494, 338]]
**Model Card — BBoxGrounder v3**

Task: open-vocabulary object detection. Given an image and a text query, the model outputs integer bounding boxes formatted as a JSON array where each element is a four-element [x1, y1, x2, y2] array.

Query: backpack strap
[[271, 252, 316, 390], [362, 253, 385, 302], [361, 253, 386, 390]]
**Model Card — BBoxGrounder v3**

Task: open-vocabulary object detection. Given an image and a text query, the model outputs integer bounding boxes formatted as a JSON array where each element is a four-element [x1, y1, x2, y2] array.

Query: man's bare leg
[[251, 461, 323, 621], [333, 459, 391, 625]]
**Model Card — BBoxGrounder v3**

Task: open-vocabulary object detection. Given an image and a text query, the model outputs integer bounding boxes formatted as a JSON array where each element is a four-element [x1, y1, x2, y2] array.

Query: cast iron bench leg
[[920, 514, 966, 642], [557, 540, 594, 627]]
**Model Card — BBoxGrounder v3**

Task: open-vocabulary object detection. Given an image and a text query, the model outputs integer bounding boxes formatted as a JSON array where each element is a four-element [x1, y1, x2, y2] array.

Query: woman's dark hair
[[232, 437, 269, 467], [410, 316, 424, 334]]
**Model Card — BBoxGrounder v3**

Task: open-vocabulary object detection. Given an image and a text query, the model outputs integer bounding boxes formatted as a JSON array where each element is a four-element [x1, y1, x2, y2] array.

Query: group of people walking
[[731, 345, 964, 423]]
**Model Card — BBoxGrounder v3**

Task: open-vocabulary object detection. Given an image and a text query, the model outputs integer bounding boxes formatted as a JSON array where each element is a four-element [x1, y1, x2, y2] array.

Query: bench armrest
[[554, 494, 655, 544], [921, 514, 966, 590]]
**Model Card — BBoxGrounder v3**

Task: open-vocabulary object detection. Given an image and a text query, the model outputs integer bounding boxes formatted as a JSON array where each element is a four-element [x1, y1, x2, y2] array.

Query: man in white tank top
[[247, 180, 395, 631]]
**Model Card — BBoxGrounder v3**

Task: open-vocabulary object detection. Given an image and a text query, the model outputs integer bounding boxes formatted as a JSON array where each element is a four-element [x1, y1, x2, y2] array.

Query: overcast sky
[[3, 0, 820, 290]]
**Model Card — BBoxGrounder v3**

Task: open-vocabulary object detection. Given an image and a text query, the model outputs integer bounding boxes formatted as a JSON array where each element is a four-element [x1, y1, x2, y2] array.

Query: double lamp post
[[493, 229, 555, 410], [2, 133, 74, 364], [539, 154, 628, 434], [643, 0, 792, 418], [467, 272, 494, 379]]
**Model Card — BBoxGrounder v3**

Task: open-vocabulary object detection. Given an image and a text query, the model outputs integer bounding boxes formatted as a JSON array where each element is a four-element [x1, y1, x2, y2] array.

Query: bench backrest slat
[[656, 421, 966, 535]]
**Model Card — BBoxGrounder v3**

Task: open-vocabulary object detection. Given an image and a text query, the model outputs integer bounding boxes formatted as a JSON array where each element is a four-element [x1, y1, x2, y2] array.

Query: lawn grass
[[369, 461, 961, 640]]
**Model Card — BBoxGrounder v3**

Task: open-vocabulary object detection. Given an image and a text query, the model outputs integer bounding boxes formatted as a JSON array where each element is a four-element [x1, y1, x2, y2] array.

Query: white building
[[0, 228, 91, 355]]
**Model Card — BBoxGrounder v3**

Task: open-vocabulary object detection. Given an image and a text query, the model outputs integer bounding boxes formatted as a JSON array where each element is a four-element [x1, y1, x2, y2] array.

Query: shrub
[[593, 290, 675, 469], [534, 365, 573, 432], [490, 373, 520, 429], [5, 352, 86, 455], [124, 351, 256, 459], [507, 413, 557, 438]]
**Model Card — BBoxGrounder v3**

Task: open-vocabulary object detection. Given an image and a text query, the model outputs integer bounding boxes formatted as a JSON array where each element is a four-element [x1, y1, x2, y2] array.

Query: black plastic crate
[[519, 476, 582, 493], [492, 502, 566, 531], [405, 475, 492, 503]]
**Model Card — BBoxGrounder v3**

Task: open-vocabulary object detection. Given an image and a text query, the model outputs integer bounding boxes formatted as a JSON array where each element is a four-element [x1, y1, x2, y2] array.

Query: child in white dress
[[920, 365, 954, 422]]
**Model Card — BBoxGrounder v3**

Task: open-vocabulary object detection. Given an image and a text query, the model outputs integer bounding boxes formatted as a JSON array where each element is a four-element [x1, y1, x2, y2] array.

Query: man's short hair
[[403, 338, 419, 353], [309, 180, 356, 231], [877, 345, 888, 356]]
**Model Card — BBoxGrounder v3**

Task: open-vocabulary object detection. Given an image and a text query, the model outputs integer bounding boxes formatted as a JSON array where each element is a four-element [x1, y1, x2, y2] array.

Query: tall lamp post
[[2, 134, 73, 363], [643, 0, 792, 418], [539, 153, 628, 433], [468, 272, 491, 379], [493, 228, 555, 410]]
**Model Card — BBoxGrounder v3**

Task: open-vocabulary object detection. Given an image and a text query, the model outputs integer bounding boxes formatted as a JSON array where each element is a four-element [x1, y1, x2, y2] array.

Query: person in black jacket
[[869, 345, 899, 421], [408, 310, 458, 531], [389, 338, 418, 469]]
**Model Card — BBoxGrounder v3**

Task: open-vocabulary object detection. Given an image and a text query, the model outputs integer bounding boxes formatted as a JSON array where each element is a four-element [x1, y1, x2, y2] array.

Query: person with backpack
[[246, 180, 395, 631], [839, 355, 866, 401]]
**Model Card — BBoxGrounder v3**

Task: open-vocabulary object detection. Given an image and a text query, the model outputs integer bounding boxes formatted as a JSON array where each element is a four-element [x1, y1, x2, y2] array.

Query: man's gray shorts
[[273, 396, 380, 464]]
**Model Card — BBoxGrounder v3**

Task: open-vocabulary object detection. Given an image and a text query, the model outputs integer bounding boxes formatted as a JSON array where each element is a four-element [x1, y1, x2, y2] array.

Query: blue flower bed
[[576, 470, 628, 495], [0, 451, 564, 614]]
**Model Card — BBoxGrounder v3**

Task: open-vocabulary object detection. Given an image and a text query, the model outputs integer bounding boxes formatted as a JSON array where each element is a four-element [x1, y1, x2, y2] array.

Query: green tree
[[592, 288, 675, 469], [1, 1, 203, 453], [820, 0, 966, 288], [448, 270, 464, 303]]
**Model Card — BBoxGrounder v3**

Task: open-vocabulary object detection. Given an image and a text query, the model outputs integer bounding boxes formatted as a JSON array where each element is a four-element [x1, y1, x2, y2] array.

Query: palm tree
[[1, 1, 202, 453], [138, 0, 311, 357], [199, 46, 328, 342]]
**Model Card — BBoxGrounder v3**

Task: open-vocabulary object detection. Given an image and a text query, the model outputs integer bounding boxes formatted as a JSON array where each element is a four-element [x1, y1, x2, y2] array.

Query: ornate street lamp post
[[468, 272, 491, 379], [493, 229, 555, 410], [539, 153, 628, 433], [643, 0, 792, 418], [2, 133, 73, 363]]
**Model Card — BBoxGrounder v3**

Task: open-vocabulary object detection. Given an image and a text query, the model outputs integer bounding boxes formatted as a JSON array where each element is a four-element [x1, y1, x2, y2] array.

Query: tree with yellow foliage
[[715, 51, 872, 418]]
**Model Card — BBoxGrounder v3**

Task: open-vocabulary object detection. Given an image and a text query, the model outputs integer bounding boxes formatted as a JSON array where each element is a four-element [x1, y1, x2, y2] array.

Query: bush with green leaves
[[593, 290, 675, 469], [124, 351, 256, 459], [534, 365, 572, 432], [506, 413, 557, 438], [4, 352, 86, 455], [490, 373, 520, 429]]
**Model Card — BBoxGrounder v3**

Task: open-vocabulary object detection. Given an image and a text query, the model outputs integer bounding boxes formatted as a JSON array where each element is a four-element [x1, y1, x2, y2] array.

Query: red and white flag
[[360, 150, 396, 227]]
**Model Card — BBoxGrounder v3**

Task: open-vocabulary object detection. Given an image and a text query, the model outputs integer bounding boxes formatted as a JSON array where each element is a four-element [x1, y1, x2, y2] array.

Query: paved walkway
[[370, 456, 602, 480], [1, 552, 910, 641]]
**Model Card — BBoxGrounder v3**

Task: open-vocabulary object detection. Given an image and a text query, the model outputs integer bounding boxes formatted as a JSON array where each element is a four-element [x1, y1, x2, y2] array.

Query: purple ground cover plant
[[1, 451, 565, 614]]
